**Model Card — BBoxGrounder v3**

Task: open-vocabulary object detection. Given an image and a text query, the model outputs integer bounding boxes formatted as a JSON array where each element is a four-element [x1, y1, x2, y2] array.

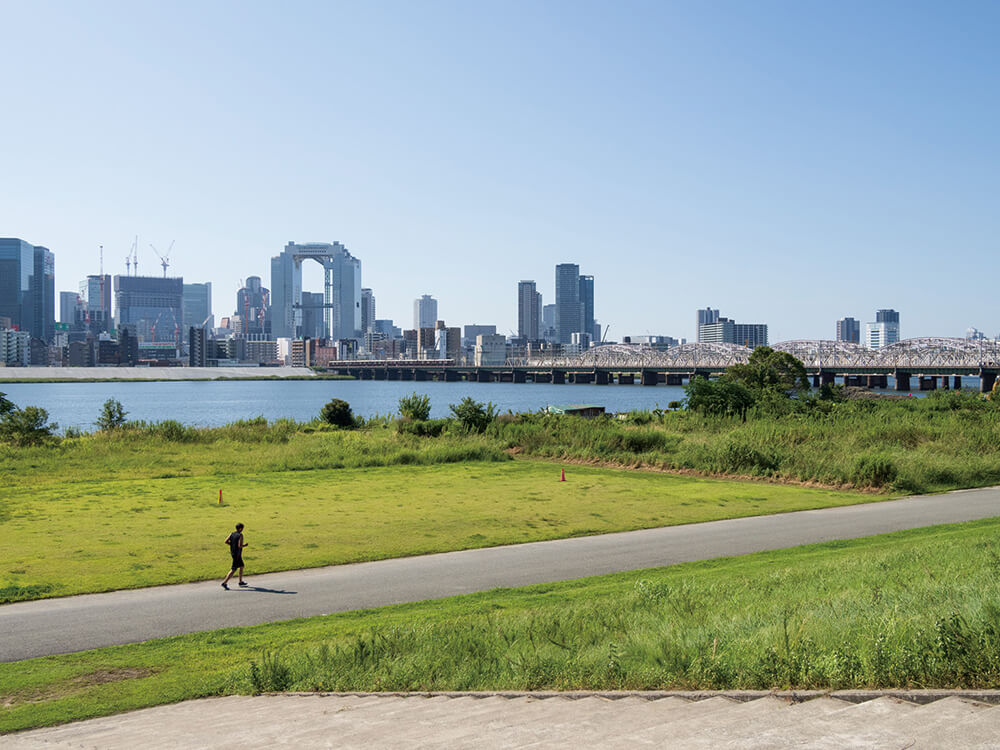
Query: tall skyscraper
[[183, 282, 214, 332], [414, 294, 438, 330], [555, 263, 581, 345], [696, 307, 720, 342], [517, 281, 541, 341], [235, 277, 268, 335], [114, 275, 184, 346], [361, 288, 375, 334], [80, 274, 112, 334], [59, 292, 81, 326], [579, 275, 596, 342], [270, 241, 361, 340], [864, 309, 900, 350], [836, 317, 860, 343], [0, 238, 55, 342]]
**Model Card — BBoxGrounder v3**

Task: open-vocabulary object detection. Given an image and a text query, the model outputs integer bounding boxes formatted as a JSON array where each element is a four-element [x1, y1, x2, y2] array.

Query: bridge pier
[[534, 371, 551, 383], [551, 369, 565, 385], [666, 373, 683, 386], [414, 369, 428, 382], [918, 376, 937, 391], [476, 369, 493, 383], [954, 375, 963, 389], [844, 375, 865, 387], [373, 368, 387, 381], [444, 369, 460, 382], [812, 374, 820, 388], [641, 369, 658, 386], [819, 371, 835, 387], [595, 370, 609, 385], [981, 371, 997, 394], [895, 371, 910, 392], [866, 375, 887, 389], [618, 373, 634, 385], [513, 369, 526, 384], [941, 375, 950, 389]]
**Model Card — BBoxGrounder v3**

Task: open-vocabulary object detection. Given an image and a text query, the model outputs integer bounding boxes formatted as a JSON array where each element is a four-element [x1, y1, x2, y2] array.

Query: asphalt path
[[3, 487, 1000, 663]]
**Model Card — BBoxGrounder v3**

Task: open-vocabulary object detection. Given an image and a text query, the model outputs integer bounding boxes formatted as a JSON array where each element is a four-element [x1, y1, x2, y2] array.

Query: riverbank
[[0, 366, 321, 382]]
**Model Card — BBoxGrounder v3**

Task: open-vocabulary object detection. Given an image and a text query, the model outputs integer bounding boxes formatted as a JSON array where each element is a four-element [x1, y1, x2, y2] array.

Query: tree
[[320, 398, 355, 428], [449, 397, 498, 433], [398, 392, 431, 421], [96, 398, 128, 431], [0, 406, 58, 446], [727, 346, 809, 394], [0, 392, 14, 416], [684, 376, 756, 419]]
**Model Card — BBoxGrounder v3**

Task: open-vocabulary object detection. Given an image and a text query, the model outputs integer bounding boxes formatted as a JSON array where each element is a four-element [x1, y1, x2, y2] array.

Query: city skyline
[[4, 2, 999, 341]]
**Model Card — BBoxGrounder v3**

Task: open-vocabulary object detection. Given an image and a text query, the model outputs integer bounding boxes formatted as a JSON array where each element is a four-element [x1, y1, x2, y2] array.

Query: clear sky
[[3, 0, 998, 342]]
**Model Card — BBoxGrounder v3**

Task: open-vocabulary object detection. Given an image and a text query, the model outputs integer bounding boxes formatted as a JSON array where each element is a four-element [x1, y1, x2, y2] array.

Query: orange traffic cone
[[560, 468, 566, 482]]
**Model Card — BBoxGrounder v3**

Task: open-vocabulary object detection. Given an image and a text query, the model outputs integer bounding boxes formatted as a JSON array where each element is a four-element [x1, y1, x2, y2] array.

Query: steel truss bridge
[[525, 338, 1000, 371], [322, 338, 1000, 392]]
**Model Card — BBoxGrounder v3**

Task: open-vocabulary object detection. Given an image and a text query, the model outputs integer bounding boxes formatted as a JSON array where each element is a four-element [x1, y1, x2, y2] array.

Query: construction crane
[[602, 324, 611, 343], [150, 241, 174, 277]]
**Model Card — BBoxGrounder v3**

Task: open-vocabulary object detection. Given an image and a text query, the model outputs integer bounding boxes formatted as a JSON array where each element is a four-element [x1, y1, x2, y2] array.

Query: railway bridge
[[321, 338, 1000, 393]]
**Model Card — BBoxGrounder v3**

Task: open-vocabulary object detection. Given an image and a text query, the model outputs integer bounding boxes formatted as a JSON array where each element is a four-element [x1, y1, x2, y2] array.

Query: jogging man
[[221, 523, 248, 590]]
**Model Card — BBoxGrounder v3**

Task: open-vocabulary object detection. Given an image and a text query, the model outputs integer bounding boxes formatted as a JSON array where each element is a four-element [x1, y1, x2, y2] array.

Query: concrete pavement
[[3, 486, 999, 662]]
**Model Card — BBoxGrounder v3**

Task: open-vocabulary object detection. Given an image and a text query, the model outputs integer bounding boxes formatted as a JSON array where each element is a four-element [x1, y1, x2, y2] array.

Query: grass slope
[[1, 462, 868, 601], [3, 519, 999, 733]]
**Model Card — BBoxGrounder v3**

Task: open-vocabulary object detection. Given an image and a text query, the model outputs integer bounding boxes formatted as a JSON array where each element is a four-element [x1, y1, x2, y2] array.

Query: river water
[[0, 377, 977, 431]]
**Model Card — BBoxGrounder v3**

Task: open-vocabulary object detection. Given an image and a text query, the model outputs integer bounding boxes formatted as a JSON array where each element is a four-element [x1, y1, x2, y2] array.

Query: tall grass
[[233, 520, 1000, 693], [487, 391, 1000, 493]]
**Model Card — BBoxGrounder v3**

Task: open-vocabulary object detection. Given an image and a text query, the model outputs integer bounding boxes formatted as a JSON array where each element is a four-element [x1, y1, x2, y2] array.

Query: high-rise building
[[836, 317, 860, 344], [555, 263, 581, 345], [579, 275, 597, 342], [0, 238, 55, 342], [696, 307, 720, 342], [361, 288, 375, 334], [114, 275, 184, 347], [876, 309, 900, 324], [413, 294, 437, 330], [80, 274, 112, 334], [183, 282, 213, 332], [541, 304, 556, 342], [698, 317, 768, 348], [863, 309, 900, 350], [234, 277, 268, 335], [270, 241, 361, 340], [300, 292, 325, 340], [60, 292, 82, 326], [517, 281, 541, 341]]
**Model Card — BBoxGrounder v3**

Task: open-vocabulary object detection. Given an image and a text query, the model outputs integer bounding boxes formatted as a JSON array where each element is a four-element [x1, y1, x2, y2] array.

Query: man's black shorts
[[231, 555, 244, 571]]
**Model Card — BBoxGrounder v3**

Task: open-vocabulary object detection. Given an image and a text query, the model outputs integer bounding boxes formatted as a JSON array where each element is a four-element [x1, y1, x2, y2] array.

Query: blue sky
[[2, 0, 998, 341]]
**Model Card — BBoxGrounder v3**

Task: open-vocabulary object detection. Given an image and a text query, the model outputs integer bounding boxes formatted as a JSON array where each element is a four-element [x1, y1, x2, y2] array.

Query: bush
[[851, 454, 898, 488], [396, 418, 449, 437], [0, 406, 59, 447], [685, 376, 756, 419], [320, 398, 355, 428], [398, 392, 431, 421], [714, 437, 780, 475], [449, 397, 498, 433], [96, 398, 128, 431]]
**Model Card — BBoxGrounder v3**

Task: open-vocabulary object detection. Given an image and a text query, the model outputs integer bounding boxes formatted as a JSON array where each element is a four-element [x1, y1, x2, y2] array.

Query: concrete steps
[[6, 692, 1000, 749]]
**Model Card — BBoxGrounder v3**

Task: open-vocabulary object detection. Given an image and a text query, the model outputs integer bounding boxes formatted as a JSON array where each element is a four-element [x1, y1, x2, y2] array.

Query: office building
[[876, 309, 900, 324], [696, 307, 720, 343], [114, 275, 184, 347], [475, 333, 507, 366], [0, 238, 55, 342], [0, 328, 31, 366], [555, 263, 582, 344], [234, 277, 267, 335], [699, 317, 768, 348], [863, 319, 900, 350], [579, 275, 598, 342], [270, 241, 361, 340], [60, 292, 82, 326], [541, 304, 557, 342], [375, 319, 402, 339], [189, 326, 207, 367], [464, 324, 496, 346], [836, 317, 861, 344], [414, 294, 437, 330], [517, 281, 541, 341], [361, 288, 375, 334], [183, 282, 214, 332], [80, 274, 112, 334]]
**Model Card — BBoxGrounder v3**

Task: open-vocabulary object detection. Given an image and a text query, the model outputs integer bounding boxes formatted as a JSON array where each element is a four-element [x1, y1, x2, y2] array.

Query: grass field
[[1, 461, 871, 601], [3, 518, 999, 734]]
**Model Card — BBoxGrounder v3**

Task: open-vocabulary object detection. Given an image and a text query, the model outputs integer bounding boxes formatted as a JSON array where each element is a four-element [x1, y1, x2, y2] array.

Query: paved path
[[3, 487, 999, 662], [7, 692, 1000, 748]]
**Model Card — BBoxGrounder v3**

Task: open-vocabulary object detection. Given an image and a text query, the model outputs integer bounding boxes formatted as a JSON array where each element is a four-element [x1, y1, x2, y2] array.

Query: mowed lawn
[[1, 461, 873, 600]]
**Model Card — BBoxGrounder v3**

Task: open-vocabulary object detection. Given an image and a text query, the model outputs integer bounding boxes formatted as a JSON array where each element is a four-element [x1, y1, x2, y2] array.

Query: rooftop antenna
[[132, 236, 139, 276]]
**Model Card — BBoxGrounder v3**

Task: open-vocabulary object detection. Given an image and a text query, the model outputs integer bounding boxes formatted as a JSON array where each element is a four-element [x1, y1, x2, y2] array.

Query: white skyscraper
[[414, 294, 438, 330]]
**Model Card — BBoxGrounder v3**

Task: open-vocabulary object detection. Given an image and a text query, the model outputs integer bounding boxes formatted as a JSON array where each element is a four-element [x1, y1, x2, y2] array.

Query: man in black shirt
[[221, 522, 248, 590]]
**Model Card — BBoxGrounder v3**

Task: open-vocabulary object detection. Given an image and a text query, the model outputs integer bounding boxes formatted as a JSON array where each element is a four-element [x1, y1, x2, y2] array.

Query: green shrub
[[320, 398, 355, 428], [398, 392, 431, 421], [449, 397, 498, 433], [0, 405, 59, 446], [396, 418, 449, 437], [96, 398, 128, 431], [715, 437, 779, 475], [851, 453, 898, 488]]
